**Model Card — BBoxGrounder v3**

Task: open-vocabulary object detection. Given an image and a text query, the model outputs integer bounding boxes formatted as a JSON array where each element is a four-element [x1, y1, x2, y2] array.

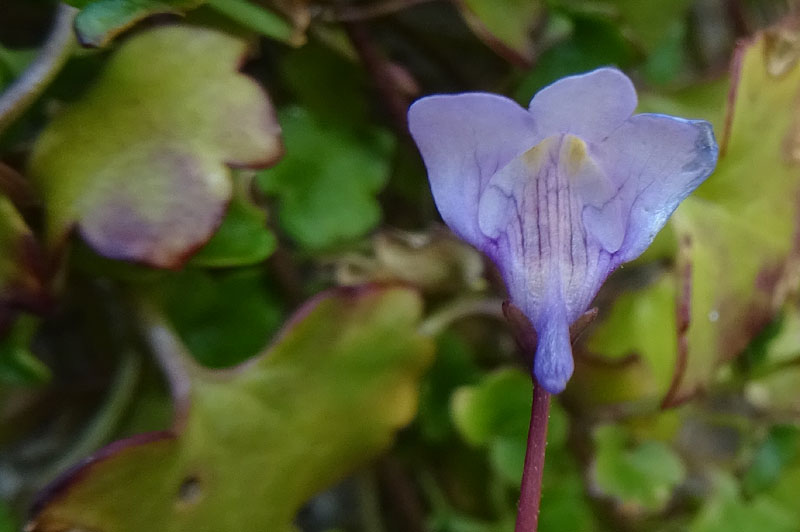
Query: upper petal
[[408, 93, 539, 248], [593, 114, 719, 265], [528, 68, 637, 142]]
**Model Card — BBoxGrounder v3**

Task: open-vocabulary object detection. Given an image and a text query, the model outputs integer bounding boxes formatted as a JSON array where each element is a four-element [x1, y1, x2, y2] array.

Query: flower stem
[[514, 381, 551, 532], [503, 303, 597, 532]]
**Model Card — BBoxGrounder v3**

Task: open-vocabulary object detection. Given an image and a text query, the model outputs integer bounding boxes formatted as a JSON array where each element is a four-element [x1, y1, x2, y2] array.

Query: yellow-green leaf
[[584, 272, 678, 398], [30, 25, 282, 269], [28, 286, 433, 532], [587, 24, 800, 407], [666, 26, 800, 404]]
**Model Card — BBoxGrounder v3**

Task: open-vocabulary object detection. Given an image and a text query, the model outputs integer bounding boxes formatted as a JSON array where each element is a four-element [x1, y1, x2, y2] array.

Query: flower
[[408, 68, 718, 394]]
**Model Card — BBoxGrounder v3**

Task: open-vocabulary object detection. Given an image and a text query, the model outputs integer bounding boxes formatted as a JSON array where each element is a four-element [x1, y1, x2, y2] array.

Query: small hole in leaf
[[177, 474, 203, 506]]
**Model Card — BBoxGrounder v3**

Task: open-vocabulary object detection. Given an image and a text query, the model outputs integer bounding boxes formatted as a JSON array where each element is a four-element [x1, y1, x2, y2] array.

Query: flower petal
[[408, 93, 538, 248], [528, 68, 637, 142], [477, 134, 614, 391], [566, 134, 627, 253], [593, 114, 719, 265]]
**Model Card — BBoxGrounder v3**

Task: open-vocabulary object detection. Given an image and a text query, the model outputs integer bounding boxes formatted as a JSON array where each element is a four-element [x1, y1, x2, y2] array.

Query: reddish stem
[[514, 381, 551, 532], [503, 302, 596, 532]]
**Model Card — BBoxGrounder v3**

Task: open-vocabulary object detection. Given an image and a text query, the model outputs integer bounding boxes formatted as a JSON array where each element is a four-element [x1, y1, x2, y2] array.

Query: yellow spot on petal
[[522, 135, 559, 172], [562, 134, 591, 176], [560, 134, 607, 190]]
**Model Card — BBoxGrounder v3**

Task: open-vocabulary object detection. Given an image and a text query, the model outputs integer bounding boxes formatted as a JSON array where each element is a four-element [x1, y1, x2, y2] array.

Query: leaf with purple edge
[[663, 24, 800, 405], [27, 285, 433, 532], [585, 23, 800, 407], [30, 25, 282, 270]]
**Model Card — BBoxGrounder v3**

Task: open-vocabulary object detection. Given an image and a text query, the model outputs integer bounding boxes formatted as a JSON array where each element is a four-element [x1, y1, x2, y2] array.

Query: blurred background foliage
[[3, 0, 800, 531]]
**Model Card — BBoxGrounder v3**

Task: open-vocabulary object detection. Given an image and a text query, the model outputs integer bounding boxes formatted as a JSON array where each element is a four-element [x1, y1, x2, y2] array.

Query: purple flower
[[408, 68, 718, 394]]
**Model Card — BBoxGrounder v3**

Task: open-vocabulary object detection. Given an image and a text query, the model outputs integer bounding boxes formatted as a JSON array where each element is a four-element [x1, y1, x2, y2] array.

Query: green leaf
[[743, 425, 800, 495], [0, 500, 16, 532], [585, 271, 678, 396], [642, 20, 687, 85], [451, 368, 531, 447], [71, 0, 205, 47], [190, 175, 277, 267], [450, 368, 594, 530], [457, 0, 544, 62], [416, 332, 482, 442], [257, 107, 393, 250], [206, 0, 299, 46], [29, 286, 433, 532], [691, 472, 797, 532], [538, 454, 596, 532], [605, 0, 693, 52], [552, 0, 693, 52], [279, 43, 371, 129], [0, 316, 50, 385], [0, 45, 36, 89], [592, 424, 686, 512], [30, 25, 282, 269], [515, 14, 635, 101], [151, 268, 285, 368], [638, 78, 728, 133], [451, 368, 570, 480], [0, 195, 48, 314]]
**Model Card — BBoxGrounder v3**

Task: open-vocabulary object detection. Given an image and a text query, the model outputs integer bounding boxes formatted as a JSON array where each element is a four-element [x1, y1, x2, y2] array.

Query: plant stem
[[0, 3, 77, 134], [514, 381, 550, 532], [344, 21, 413, 134], [133, 297, 198, 431], [36, 350, 141, 487], [418, 296, 504, 336], [503, 303, 596, 532]]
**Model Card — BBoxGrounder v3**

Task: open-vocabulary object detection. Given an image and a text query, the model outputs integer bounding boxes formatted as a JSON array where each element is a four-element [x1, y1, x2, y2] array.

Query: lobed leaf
[[190, 174, 277, 268], [30, 25, 282, 269], [28, 285, 433, 532], [257, 107, 392, 250], [591, 424, 686, 512]]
